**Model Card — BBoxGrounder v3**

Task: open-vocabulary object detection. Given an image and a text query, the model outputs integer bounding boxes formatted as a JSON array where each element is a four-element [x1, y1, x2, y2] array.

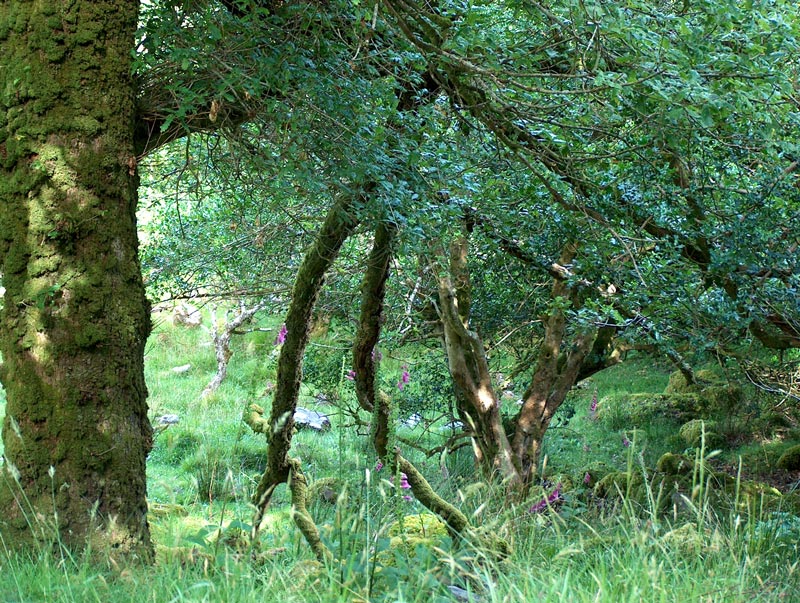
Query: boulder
[[294, 407, 331, 431]]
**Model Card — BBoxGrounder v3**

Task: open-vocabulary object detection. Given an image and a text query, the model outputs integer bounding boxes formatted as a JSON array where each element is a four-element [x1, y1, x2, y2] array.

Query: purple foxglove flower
[[399, 473, 411, 489], [375, 460, 383, 472], [275, 324, 288, 345], [401, 366, 410, 384], [622, 435, 631, 447], [346, 369, 356, 381], [530, 484, 562, 514], [371, 348, 382, 362], [403, 495, 413, 502], [583, 472, 591, 484]]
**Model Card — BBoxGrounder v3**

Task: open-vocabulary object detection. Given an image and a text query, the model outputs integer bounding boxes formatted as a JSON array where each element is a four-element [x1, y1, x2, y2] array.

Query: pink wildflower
[[583, 472, 591, 485], [399, 473, 411, 489], [346, 369, 356, 381], [403, 495, 413, 502], [529, 483, 562, 514], [397, 365, 410, 390], [275, 324, 287, 345], [622, 435, 631, 447], [375, 460, 383, 472], [589, 390, 598, 420], [371, 348, 382, 362]]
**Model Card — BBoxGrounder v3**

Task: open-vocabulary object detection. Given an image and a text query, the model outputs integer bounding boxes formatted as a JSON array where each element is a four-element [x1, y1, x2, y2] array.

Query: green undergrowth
[[1, 312, 798, 601]]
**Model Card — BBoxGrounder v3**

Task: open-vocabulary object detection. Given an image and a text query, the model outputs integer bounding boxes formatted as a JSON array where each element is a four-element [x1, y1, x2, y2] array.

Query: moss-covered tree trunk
[[0, 1, 152, 558], [251, 195, 359, 542], [353, 224, 470, 537]]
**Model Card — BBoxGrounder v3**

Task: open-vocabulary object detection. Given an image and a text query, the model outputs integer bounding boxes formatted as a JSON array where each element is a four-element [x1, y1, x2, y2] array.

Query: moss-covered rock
[[660, 523, 723, 555], [656, 453, 695, 475], [389, 513, 449, 539], [679, 419, 722, 448], [776, 444, 800, 471], [593, 471, 645, 501], [578, 462, 614, 487], [702, 384, 743, 414], [376, 514, 449, 568], [664, 369, 718, 394], [598, 392, 706, 427]]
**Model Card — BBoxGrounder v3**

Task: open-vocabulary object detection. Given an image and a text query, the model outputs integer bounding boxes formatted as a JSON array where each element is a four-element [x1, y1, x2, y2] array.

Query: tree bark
[[353, 224, 471, 537], [251, 194, 359, 533], [512, 243, 597, 485], [435, 235, 522, 485], [201, 301, 265, 399], [0, 0, 152, 558]]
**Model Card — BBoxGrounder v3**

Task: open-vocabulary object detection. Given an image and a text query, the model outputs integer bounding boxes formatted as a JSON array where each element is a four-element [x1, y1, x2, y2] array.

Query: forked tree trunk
[[435, 236, 521, 485], [0, 0, 153, 558], [201, 301, 265, 399], [512, 243, 598, 484]]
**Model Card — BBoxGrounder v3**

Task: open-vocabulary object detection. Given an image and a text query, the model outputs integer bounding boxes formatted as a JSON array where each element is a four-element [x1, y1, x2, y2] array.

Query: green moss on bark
[[0, 0, 152, 560]]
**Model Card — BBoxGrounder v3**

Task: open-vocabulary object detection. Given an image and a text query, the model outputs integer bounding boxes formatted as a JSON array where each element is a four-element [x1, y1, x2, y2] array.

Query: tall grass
[[0, 312, 797, 602]]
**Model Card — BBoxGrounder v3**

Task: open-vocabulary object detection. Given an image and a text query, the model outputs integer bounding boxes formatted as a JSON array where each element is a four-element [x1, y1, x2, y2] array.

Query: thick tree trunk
[[0, 1, 152, 557]]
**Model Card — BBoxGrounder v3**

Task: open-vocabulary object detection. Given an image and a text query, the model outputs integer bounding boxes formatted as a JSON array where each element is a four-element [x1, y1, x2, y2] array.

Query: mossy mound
[[389, 513, 449, 539], [578, 462, 614, 487], [664, 370, 718, 394], [376, 514, 449, 568], [776, 444, 800, 471], [656, 453, 695, 475], [379, 535, 438, 565], [679, 419, 723, 448], [467, 526, 512, 561], [660, 523, 724, 555], [593, 471, 645, 501], [664, 371, 742, 414], [598, 393, 705, 427]]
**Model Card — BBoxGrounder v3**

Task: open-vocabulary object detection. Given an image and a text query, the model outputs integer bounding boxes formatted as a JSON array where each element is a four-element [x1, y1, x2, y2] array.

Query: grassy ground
[[1, 310, 799, 602]]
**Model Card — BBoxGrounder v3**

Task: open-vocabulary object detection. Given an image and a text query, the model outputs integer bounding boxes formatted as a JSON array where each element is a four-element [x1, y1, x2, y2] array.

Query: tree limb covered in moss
[[251, 192, 360, 535]]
